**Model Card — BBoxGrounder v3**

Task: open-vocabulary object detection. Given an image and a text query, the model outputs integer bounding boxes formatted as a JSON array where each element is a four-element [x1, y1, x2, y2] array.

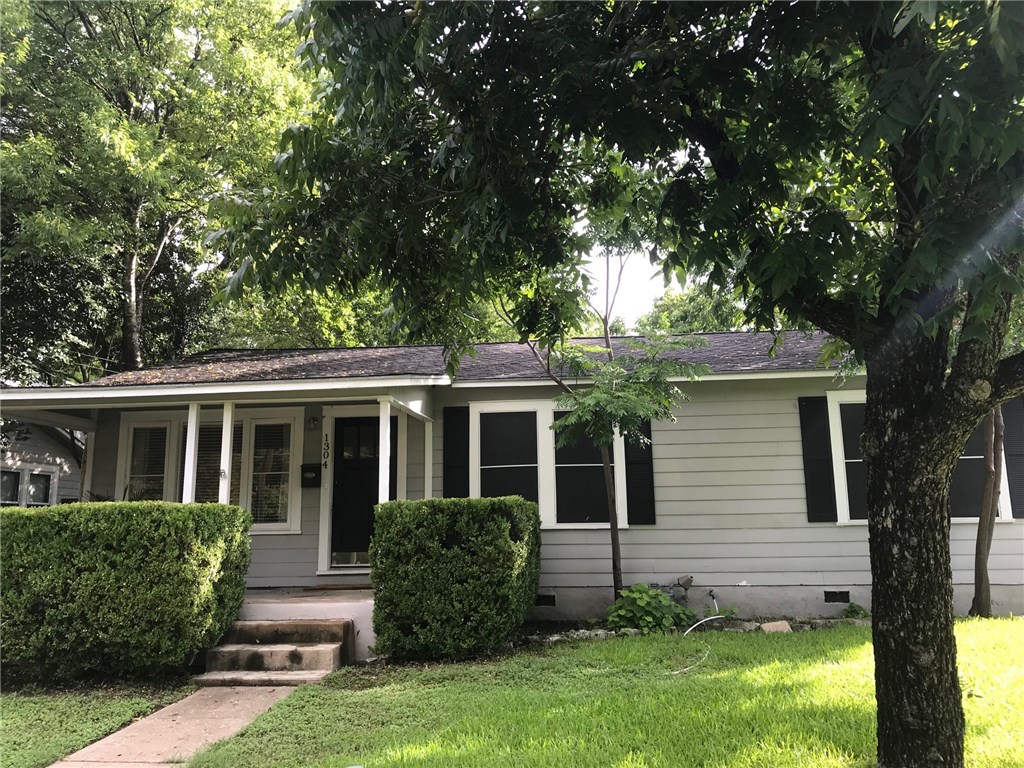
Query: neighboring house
[[1, 423, 82, 508], [3, 332, 1022, 617]]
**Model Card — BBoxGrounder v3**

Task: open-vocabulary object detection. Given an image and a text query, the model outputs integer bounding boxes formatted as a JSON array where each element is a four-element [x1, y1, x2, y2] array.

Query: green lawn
[[188, 618, 1023, 768], [0, 684, 193, 768]]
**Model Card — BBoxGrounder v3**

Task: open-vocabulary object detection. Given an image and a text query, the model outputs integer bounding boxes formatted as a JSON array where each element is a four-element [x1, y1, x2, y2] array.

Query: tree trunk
[[864, 361, 966, 768], [601, 444, 623, 597], [122, 245, 144, 371], [970, 406, 1002, 618]]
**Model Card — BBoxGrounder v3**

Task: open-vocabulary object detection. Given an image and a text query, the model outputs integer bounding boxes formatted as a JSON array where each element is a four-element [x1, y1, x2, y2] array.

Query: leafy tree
[[218, 3, 1024, 765], [634, 284, 744, 334], [207, 284, 518, 350], [0, 0, 306, 382]]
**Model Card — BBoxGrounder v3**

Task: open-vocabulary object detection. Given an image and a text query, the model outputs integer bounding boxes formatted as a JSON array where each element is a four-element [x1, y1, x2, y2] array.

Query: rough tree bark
[[862, 329, 987, 768], [970, 406, 1003, 617]]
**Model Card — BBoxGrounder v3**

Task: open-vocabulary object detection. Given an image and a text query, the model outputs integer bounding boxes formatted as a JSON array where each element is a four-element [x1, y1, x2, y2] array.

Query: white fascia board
[[450, 368, 849, 388], [0, 376, 451, 409]]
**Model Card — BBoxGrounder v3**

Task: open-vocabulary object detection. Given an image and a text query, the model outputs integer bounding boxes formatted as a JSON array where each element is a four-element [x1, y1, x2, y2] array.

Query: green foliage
[[634, 284, 745, 335], [1, 0, 307, 382], [208, 283, 518, 350], [369, 497, 541, 661], [0, 502, 251, 683], [607, 583, 696, 635], [551, 333, 707, 452], [0, 685, 192, 768], [842, 603, 872, 620]]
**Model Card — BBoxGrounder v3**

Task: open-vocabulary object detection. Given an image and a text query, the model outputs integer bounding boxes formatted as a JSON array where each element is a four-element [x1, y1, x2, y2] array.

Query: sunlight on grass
[[188, 620, 1023, 768]]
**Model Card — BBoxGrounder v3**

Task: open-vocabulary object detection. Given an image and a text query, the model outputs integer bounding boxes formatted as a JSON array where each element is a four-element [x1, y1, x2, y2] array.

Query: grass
[[187, 618, 1023, 768], [0, 683, 193, 768]]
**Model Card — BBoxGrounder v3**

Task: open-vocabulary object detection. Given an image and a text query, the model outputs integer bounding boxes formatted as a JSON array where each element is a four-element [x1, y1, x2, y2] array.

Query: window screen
[[554, 411, 610, 523], [479, 412, 538, 502], [250, 423, 290, 523], [1, 470, 20, 506], [128, 426, 167, 500], [180, 423, 242, 503], [840, 403, 988, 519], [25, 473, 52, 506]]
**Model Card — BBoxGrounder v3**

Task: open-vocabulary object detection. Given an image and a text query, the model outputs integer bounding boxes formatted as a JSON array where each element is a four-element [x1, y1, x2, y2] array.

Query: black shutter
[[442, 406, 469, 498], [625, 420, 656, 525], [1001, 397, 1024, 519], [798, 397, 838, 523]]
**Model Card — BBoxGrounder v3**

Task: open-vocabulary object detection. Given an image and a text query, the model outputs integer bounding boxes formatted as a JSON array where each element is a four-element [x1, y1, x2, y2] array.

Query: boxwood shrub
[[1, 502, 251, 683], [370, 496, 541, 661]]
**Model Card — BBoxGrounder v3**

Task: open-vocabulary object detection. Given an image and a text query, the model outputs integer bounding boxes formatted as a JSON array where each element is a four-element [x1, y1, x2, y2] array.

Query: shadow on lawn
[[188, 629, 908, 768]]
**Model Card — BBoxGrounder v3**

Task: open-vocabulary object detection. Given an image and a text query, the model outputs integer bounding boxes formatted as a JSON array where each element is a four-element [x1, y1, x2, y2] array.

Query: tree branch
[[991, 347, 1024, 403]]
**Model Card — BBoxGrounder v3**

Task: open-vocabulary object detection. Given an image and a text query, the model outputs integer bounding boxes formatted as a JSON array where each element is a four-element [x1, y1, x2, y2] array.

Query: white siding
[[2, 425, 82, 503]]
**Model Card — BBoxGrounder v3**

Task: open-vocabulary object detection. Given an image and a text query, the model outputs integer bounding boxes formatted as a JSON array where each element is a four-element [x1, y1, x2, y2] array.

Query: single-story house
[[3, 332, 1022, 617]]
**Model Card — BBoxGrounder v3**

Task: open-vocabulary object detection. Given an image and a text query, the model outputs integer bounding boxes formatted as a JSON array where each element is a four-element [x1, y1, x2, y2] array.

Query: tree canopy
[[216, 3, 1024, 766], [0, 0, 306, 382], [634, 284, 743, 334]]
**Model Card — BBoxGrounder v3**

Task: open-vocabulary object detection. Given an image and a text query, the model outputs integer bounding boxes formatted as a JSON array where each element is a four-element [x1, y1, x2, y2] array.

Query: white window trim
[[468, 400, 628, 530], [1, 461, 60, 507], [826, 390, 1013, 525], [115, 407, 303, 534]]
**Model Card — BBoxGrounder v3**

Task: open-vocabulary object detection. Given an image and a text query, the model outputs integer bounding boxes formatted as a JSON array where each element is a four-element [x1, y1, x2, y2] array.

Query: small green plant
[[719, 605, 739, 619], [607, 584, 696, 634], [842, 603, 871, 619]]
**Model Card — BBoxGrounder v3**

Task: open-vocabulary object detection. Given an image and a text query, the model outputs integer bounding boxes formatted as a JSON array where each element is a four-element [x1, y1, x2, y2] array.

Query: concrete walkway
[[52, 686, 291, 768]]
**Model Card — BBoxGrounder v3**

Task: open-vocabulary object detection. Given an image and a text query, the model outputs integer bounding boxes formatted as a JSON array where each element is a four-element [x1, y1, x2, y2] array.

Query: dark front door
[[331, 416, 397, 566]]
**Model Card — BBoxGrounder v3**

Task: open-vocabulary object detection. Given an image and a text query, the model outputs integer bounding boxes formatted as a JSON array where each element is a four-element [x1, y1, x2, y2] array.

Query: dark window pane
[[26, 473, 51, 505], [840, 403, 865, 460], [358, 424, 377, 459], [128, 426, 166, 500], [950, 457, 985, 518], [181, 423, 240, 504], [845, 461, 868, 520], [556, 466, 611, 523], [480, 466, 538, 502], [1, 470, 20, 505], [480, 412, 537, 466], [253, 424, 289, 473], [342, 426, 358, 459], [962, 423, 986, 457], [553, 412, 604, 465], [251, 423, 290, 523]]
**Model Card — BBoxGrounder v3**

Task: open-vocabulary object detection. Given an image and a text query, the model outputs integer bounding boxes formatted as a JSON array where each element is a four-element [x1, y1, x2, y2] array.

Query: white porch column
[[182, 403, 200, 503], [218, 402, 235, 504], [378, 399, 391, 503], [81, 431, 96, 500], [423, 420, 433, 498]]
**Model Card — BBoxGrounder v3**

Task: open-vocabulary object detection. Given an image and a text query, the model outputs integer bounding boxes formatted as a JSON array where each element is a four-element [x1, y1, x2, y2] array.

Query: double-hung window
[[1, 464, 58, 507], [825, 391, 1013, 523], [467, 401, 634, 528], [118, 408, 302, 533]]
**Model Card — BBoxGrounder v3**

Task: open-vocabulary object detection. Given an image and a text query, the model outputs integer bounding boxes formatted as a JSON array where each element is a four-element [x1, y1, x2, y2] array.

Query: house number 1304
[[323, 432, 330, 468]]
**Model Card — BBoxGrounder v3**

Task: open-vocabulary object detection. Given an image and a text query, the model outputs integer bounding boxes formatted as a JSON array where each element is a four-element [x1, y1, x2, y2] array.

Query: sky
[[583, 254, 680, 328]]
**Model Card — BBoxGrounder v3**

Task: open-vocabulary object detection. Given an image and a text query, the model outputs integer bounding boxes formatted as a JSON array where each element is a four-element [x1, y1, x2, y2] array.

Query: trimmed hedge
[[370, 496, 541, 661], [1, 502, 251, 683]]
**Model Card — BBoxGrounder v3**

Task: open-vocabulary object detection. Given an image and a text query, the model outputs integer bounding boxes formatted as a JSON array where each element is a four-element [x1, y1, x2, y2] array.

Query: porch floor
[[239, 589, 375, 661]]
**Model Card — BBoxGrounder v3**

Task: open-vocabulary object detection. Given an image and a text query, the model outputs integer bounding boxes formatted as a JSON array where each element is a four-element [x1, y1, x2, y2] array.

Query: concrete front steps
[[193, 619, 353, 687]]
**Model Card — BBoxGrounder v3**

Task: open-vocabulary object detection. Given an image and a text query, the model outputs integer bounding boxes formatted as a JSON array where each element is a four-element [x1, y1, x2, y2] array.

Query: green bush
[[608, 583, 696, 634], [370, 496, 541, 661], [1, 502, 251, 683]]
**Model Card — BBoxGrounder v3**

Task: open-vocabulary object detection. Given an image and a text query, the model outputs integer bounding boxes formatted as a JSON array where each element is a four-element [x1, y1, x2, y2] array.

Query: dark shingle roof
[[81, 331, 831, 388]]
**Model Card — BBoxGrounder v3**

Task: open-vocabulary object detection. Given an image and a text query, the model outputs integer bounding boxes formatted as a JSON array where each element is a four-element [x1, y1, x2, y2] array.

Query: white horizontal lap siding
[[526, 377, 1022, 593]]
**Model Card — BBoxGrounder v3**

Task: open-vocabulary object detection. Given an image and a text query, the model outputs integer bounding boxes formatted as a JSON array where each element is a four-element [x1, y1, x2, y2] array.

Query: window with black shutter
[[553, 411, 609, 523], [479, 411, 539, 503]]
